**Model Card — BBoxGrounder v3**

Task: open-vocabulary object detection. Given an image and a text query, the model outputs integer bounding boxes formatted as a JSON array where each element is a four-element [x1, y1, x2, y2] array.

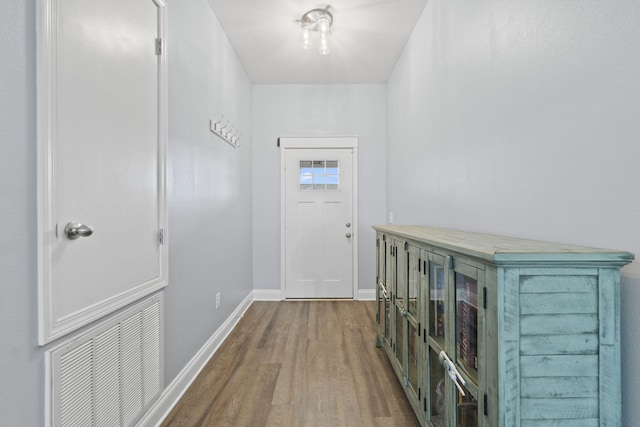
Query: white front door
[[284, 146, 355, 298], [38, 0, 167, 343]]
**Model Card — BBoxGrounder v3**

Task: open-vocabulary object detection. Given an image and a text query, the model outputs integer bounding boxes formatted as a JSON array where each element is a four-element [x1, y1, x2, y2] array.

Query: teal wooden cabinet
[[374, 225, 633, 427]]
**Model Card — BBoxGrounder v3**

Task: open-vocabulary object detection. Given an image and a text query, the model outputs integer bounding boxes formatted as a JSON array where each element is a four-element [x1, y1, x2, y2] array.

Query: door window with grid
[[299, 160, 339, 191]]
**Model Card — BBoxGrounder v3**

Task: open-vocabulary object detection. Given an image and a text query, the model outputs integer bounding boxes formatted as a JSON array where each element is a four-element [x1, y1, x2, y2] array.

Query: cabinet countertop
[[372, 225, 634, 266]]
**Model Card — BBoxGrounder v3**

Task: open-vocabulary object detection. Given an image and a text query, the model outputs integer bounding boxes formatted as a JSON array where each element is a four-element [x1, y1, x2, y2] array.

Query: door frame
[[36, 0, 168, 344], [280, 137, 359, 300]]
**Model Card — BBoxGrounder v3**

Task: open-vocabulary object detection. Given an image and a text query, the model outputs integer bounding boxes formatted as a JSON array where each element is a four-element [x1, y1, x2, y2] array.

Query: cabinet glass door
[[429, 347, 447, 427], [375, 233, 392, 350], [405, 244, 421, 400], [376, 234, 386, 289], [392, 241, 405, 366], [385, 239, 394, 297], [384, 239, 397, 355], [407, 322, 419, 393], [455, 383, 478, 427], [455, 271, 478, 381], [377, 283, 389, 344], [429, 257, 446, 348], [395, 304, 405, 362]]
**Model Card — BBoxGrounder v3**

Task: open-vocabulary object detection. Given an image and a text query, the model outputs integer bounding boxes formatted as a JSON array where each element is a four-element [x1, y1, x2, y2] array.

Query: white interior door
[[284, 146, 355, 298], [38, 0, 167, 344]]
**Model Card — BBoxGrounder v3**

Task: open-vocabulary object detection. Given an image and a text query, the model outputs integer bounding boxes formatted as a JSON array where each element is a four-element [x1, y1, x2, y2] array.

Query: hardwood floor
[[161, 301, 419, 427]]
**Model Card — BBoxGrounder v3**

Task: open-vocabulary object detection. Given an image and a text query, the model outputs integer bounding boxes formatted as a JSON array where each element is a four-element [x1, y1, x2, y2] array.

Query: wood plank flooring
[[161, 301, 419, 427]]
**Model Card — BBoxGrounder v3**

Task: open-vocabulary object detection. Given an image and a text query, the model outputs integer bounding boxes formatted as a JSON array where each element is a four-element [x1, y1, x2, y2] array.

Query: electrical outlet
[[216, 292, 221, 309]]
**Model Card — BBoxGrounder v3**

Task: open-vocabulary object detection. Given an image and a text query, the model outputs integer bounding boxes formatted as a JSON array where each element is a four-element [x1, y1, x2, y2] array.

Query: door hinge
[[448, 255, 454, 269], [159, 228, 165, 245], [418, 322, 421, 336], [418, 258, 421, 273], [483, 287, 487, 309], [155, 38, 163, 55], [418, 387, 421, 401]]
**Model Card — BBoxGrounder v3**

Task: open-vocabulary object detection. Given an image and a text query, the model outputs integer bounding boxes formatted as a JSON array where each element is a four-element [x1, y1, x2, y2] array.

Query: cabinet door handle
[[439, 351, 466, 396]]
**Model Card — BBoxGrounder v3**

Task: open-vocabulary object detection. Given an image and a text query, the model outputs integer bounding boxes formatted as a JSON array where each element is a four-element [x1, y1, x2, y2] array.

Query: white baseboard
[[254, 288, 375, 301], [253, 288, 283, 301], [357, 288, 376, 301], [253, 289, 376, 301], [136, 291, 254, 427]]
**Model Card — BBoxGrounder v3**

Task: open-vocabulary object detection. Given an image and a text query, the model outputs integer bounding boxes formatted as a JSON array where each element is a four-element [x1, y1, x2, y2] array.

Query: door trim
[[36, 0, 169, 344], [279, 137, 359, 300]]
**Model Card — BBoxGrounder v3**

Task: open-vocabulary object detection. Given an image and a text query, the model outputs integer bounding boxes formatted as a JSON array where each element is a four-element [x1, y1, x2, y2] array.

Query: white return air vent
[[47, 293, 163, 427]]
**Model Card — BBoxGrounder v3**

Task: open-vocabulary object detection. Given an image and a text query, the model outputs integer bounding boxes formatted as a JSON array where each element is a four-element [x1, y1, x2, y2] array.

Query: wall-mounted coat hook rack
[[210, 116, 241, 148]]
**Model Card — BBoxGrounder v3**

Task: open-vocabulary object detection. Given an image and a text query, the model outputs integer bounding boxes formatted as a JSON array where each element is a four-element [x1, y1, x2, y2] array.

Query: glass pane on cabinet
[[384, 291, 391, 341], [429, 348, 446, 427], [456, 273, 478, 379], [396, 253, 404, 302], [377, 285, 384, 331], [408, 251, 419, 317], [408, 322, 418, 393], [395, 309, 404, 361], [456, 383, 478, 427], [429, 262, 445, 344], [376, 238, 384, 288], [385, 243, 393, 291]]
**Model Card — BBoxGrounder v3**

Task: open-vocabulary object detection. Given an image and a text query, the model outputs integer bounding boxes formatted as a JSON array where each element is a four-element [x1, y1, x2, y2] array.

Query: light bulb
[[301, 22, 311, 49]]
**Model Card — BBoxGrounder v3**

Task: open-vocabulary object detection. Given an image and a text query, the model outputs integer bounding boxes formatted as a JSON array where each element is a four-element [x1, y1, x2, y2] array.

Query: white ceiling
[[206, 0, 429, 84]]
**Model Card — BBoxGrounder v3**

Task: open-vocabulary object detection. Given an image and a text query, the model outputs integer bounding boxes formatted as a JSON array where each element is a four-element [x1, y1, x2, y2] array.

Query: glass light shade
[[301, 23, 311, 49], [318, 16, 330, 35], [319, 35, 330, 55]]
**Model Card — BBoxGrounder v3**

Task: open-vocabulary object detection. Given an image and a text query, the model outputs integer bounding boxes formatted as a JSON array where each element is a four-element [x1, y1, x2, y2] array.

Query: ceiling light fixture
[[300, 6, 333, 55]]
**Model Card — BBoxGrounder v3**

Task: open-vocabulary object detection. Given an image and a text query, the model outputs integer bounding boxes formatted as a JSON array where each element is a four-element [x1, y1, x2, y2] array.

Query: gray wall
[[387, 0, 640, 423], [251, 85, 387, 294], [0, 0, 253, 424], [164, 0, 253, 384], [0, 0, 41, 425]]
